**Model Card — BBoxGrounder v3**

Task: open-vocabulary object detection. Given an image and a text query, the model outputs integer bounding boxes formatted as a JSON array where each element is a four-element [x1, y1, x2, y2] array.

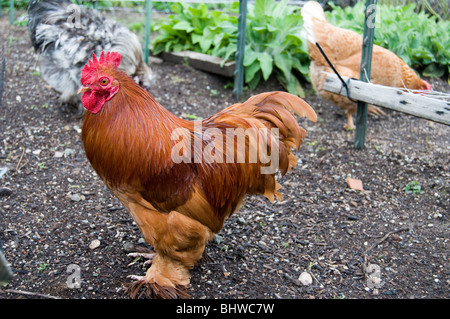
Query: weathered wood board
[[160, 51, 235, 78], [323, 73, 450, 126]]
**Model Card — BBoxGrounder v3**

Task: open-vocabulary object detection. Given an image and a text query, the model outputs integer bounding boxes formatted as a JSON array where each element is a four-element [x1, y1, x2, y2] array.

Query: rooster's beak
[[77, 87, 91, 94]]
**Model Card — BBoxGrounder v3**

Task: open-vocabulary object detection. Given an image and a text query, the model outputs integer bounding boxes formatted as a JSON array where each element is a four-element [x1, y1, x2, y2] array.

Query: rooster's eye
[[100, 78, 109, 86]]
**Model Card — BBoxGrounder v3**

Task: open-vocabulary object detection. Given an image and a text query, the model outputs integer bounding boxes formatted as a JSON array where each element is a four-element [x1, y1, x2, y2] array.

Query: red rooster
[[79, 51, 317, 298]]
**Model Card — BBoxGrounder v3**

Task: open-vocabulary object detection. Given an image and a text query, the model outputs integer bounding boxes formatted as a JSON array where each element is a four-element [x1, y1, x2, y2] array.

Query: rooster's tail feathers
[[301, 1, 326, 43], [250, 92, 316, 202], [243, 91, 316, 178]]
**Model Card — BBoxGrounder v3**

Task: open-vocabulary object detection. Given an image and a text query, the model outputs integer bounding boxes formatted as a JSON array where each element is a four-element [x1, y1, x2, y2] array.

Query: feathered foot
[[127, 252, 155, 267], [124, 276, 189, 299], [124, 253, 191, 299]]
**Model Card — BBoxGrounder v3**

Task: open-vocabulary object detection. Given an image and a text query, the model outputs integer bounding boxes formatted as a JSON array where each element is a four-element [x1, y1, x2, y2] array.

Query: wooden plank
[[323, 73, 450, 126], [161, 51, 235, 78]]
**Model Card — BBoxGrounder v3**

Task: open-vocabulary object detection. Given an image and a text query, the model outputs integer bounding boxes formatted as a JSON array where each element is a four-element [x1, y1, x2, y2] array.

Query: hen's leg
[[124, 207, 213, 299], [344, 112, 355, 130], [368, 105, 386, 116]]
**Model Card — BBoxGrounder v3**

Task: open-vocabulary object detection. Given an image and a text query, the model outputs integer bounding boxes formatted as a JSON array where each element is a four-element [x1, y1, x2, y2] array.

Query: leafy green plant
[[152, 2, 238, 62], [243, 0, 309, 96], [403, 181, 424, 195], [152, 0, 309, 96]]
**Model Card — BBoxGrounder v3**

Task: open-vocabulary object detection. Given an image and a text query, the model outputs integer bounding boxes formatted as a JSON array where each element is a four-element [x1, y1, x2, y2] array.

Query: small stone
[[65, 148, 75, 156], [123, 242, 135, 252], [89, 239, 101, 250], [298, 272, 313, 286], [70, 194, 82, 202], [0, 187, 12, 196], [214, 234, 223, 245], [54, 151, 64, 158], [32, 149, 41, 155], [346, 177, 364, 191], [238, 217, 247, 224]]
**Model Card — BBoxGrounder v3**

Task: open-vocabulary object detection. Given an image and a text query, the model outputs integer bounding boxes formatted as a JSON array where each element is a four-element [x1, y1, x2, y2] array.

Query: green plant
[[152, 3, 238, 60], [243, 0, 309, 96], [151, 0, 310, 96], [37, 263, 49, 272], [403, 181, 424, 195]]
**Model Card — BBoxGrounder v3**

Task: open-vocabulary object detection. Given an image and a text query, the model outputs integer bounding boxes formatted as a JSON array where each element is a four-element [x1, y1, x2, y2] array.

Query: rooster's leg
[[127, 251, 155, 266], [344, 112, 355, 130], [124, 207, 213, 299]]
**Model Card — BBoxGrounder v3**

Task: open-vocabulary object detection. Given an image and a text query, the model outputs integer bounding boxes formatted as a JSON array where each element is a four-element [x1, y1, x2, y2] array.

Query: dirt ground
[[0, 17, 449, 300]]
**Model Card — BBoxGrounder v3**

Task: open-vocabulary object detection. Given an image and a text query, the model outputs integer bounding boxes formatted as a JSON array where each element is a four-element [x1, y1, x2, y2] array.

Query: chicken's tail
[[212, 92, 317, 202], [301, 1, 326, 43], [27, 0, 73, 52]]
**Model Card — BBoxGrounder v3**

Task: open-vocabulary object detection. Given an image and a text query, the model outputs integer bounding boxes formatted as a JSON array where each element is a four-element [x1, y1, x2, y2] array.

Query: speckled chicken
[[27, 0, 153, 115]]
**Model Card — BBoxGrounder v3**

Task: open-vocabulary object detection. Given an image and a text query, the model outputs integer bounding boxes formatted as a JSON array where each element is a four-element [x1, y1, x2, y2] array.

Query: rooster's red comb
[[81, 51, 121, 86]]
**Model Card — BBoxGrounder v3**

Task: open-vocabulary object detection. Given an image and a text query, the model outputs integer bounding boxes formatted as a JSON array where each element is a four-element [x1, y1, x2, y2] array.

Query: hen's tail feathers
[[27, 0, 72, 52], [301, 1, 326, 43]]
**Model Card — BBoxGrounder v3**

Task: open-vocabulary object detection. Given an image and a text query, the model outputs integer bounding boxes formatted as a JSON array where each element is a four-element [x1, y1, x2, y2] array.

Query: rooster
[[27, 0, 153, 115], [301, 1, 432, 130], [78, 51, 317, 298]]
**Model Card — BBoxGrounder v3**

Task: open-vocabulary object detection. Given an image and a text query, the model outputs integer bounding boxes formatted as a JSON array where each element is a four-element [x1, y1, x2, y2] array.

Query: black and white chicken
[[27, 0, 153, 115]]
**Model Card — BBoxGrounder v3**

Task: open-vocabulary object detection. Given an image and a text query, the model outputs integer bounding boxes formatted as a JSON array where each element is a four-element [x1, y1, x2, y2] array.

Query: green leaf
[[258, 52, 273, 81], [243, 47, 258, 67], [423, 63, 446, 78], [274, 53, 292, 82], [245, 60, 261, 83], [173, 21, 194, 33]]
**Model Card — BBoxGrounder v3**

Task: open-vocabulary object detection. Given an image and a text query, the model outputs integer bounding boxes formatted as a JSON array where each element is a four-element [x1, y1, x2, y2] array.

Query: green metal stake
[[233, 0, 247, 100], [143, 0, 152, 64], [9, 0, 14, 25], [354, 0, 377, 149]]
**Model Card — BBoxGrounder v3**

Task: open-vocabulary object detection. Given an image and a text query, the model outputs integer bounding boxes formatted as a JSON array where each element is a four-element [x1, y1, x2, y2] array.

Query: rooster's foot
[[127, 252, 155, 267], [124, 275, 189, 299]]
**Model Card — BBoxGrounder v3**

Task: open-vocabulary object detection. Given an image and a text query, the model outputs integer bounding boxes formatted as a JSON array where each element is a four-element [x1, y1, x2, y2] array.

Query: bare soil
[[0, 18, 449, 300]]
